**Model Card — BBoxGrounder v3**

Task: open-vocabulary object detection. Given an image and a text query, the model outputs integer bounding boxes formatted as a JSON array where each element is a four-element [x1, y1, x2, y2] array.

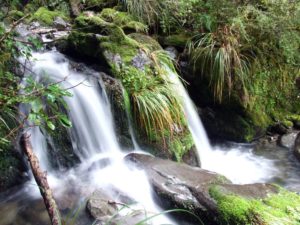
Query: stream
[[0, 49, 299, 225]]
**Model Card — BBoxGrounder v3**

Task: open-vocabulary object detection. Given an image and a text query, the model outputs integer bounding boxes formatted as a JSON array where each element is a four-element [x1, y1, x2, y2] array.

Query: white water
[[167, 67, 278, 184], [23, 50, 174, 224], [19, 48, 282, 225]]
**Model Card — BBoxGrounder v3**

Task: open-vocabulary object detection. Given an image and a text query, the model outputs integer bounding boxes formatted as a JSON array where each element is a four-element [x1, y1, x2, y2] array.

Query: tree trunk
[[22, 134, 62, 225]]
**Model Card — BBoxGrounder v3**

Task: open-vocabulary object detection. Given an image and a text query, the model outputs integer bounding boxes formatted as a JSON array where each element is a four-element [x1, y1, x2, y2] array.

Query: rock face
[[294, 133, 300, 162], [125, 153, 300, 225]]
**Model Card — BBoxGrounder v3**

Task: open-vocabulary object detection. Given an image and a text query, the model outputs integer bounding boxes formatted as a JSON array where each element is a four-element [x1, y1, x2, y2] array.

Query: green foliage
[[210, 186, 300, 225], [183, 0, 300, 131], [0, 22, 72, 146], [100, 8, 148, 33], [119, 56, 184, 143], [188, 26, 250, 103]]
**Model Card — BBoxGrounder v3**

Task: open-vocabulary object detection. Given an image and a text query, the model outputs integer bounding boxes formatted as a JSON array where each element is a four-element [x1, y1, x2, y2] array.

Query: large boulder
[[125, 153, 300, 225], [65, 9, 198, 163], [294, 133, 300, 162]]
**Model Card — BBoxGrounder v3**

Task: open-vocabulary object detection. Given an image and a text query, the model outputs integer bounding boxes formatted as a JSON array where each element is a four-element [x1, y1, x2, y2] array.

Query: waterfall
[[21, 50, 174, 224], [167, 67, 278, 184]]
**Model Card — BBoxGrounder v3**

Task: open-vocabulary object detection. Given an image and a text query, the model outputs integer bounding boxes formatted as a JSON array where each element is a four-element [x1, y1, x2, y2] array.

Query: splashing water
[[166, 66, 278, 184]]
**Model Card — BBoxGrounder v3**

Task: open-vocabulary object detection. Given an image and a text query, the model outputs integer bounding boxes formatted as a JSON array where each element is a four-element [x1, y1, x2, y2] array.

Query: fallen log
[[22, 134, 62, 225]]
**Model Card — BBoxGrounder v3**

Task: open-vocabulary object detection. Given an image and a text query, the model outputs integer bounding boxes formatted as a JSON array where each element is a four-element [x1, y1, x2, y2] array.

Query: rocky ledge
[[122, 153, 300, 225]]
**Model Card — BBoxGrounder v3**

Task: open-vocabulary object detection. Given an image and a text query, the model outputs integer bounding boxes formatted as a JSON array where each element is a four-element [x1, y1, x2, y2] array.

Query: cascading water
[[14, 50, 175, 225], [168, 67, 280, 184], [1, 47, 300, 225]]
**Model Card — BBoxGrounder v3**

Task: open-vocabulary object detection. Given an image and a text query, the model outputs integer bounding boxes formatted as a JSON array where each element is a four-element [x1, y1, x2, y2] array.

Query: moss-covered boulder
[[66, 9, 198, 162]]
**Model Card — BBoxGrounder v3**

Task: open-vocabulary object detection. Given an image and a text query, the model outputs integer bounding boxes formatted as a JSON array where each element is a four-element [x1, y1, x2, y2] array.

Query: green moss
[[128, 33, 162, 51], [32, 7, 68, 25], [210, 186, 300, 225], [100, 8, 148, 33], [170, 132, 194, 161], [161, 33, 191, 48], [68, 31, 102, 58], [282, 120, 293, 128]]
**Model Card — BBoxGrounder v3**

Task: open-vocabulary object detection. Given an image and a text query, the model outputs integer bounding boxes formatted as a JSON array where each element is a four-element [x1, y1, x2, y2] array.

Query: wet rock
[[278, 131, 299, 149], [254, 135, 278, 150], [293, 133, 300, 162], [125, 153, 279, 224], [86, 189, 145, 225], [101, 73, 133, 149], [86, 190, 117, 220], [53, 17, 69, 31]]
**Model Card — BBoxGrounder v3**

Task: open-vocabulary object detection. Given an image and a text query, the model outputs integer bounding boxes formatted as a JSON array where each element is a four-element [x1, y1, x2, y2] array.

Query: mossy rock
[[66, 9, 196, 161], [31, 7, 68, 26], [0, 144, 26, 192], [100, 8, 147, 33], [287, 114, 300, 128], [128, 33, 162, 51], [210, 185, 300, 225], [67, 31, 103, 59]]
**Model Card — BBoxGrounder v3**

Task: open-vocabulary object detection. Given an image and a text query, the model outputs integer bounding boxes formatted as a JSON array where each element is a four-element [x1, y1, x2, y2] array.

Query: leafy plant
[[0, 20, 72, 146]]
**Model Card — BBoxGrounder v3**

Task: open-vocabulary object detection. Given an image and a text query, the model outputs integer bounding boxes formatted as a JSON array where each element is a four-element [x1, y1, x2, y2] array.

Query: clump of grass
[[188, 26, 250, 103]]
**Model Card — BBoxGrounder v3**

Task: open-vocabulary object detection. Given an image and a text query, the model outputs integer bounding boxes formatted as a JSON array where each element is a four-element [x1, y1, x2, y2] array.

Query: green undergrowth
[[210, 186, 300, 225]]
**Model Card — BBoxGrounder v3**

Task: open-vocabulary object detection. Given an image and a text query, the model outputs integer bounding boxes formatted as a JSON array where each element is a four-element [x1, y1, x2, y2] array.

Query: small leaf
[[59, 116, 72, 127], [47, 121, 55, 130], [31, 100, 43, 113], [46, 94, 56, 103]]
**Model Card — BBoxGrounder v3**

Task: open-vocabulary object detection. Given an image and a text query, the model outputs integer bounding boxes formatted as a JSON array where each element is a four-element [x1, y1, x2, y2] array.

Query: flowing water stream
[[0, 49, 300, 225]]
